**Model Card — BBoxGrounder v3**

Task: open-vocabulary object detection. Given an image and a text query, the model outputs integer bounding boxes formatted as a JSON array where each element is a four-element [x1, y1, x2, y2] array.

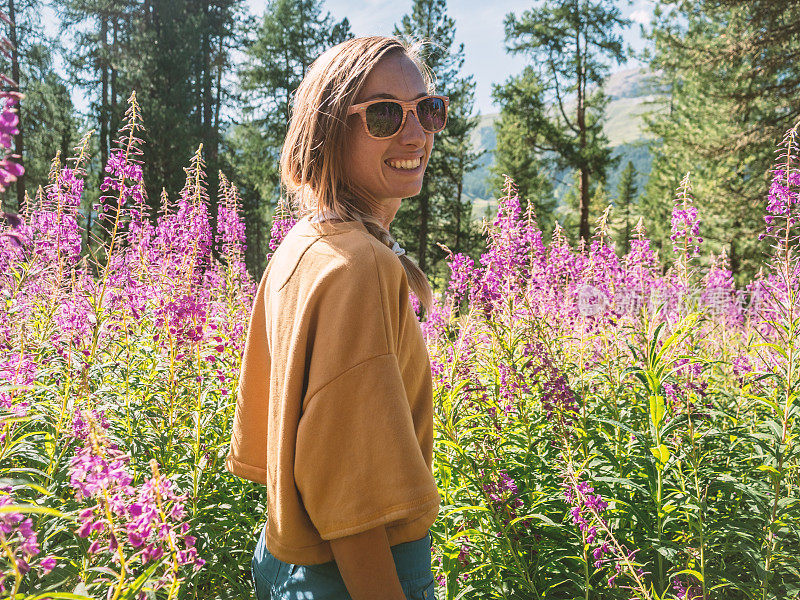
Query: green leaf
[[118, 561, 162, 599], [442, 505, 491, 519], [650, 394, 666, 430], [26, 594, 94, 600], [674, 568, 704, 583], [650, 443, 670, 465], [0, 504, 66, 519]]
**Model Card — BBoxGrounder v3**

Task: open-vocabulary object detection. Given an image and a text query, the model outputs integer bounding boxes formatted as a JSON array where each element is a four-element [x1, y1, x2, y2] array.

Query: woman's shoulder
[[298, 217, 399, 267], [271, 218, 403, 293], [310, 227, 404, 287]]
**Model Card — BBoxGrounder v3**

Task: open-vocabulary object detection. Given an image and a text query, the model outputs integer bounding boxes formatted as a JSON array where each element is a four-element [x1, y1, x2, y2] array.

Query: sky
[[244, 0, 657, 115], [43, 0, 656, 117]]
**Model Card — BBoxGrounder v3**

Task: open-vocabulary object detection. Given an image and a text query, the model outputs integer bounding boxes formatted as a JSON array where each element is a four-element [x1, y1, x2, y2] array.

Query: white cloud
[[630, 9, 651, 25]]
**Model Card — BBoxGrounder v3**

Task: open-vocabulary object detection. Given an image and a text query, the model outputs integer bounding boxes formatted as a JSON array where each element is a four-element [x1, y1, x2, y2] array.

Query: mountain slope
[[465, 67, 666, 220]]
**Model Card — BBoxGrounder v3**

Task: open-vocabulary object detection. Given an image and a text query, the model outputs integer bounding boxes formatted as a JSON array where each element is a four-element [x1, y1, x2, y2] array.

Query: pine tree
[[54, 0, 131, 191], [126, 1, 243, 216], [55, 0, 243, 240], [615, 160, 637, 254], [237, 0, 350, 157], [642, 0, 800, 281], [496, 0, 629, 243], [228, 0, 351, 274], [393, 0, 481, 281], [1, 0, 77, 212], [490, 70, 554, 237], [558, 172, 610, 246]]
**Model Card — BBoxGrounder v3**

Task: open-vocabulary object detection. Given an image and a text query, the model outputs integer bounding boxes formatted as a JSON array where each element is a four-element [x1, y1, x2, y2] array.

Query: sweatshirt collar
[[298, 214, 368, 236]]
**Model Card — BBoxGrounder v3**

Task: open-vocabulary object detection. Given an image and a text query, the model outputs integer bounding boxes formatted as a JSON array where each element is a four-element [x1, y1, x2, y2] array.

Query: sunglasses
[[347, 95, 449, 139]]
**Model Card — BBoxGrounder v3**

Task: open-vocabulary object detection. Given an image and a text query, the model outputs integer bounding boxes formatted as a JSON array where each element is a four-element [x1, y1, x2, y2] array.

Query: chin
[[402, 180, 425, 198], [396, 189, 422, 201]]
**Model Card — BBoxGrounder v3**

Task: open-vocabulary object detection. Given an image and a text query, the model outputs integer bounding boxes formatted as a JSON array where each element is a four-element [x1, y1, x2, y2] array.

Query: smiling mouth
[[385, 157, 422, 170]]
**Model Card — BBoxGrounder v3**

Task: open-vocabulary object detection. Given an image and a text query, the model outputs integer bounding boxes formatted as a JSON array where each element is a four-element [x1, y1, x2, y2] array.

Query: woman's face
[[344, 53, 434, 226]]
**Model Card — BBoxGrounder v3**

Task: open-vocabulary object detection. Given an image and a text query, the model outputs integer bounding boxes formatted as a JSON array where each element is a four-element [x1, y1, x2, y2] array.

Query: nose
[[397, 108, 427, 146]]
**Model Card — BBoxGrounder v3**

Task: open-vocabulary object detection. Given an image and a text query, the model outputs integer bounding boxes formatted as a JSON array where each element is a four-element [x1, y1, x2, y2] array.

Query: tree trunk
[[202, 0, 212, 150], [417, 190, 429, 272], [455, 160, 464, 253], [8, 0, 25, 212], [95, 13, 110, 241], [576, 21, 590, 243], [212, 34, 223, 160], [624, 198, 630, 255], [730, 235, 739, 278], [99, 14, 109, 176], [110, 18, 118, 142]]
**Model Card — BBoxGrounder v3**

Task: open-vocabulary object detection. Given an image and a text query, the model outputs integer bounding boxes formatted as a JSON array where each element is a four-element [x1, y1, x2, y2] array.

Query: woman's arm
[[329, 523, 408, 600]]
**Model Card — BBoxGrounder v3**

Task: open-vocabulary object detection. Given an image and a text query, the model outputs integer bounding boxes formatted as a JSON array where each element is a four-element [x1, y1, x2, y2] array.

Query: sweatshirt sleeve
[[225, 273, 270, 484], [295, 353, 439, 540], [293, 250, 439, 540]]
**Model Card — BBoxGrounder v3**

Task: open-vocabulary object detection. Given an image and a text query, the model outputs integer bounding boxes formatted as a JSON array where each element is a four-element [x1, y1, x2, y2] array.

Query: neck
[[377, 198, 401, 229]]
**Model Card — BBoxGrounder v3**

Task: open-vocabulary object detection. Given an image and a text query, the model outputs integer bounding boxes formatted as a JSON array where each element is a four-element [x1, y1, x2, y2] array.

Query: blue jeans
[[251, 525, 436, 600]]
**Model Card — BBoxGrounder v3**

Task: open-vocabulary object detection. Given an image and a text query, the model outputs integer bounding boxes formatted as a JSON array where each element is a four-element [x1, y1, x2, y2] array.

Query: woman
[[225, 36, 449, 600]]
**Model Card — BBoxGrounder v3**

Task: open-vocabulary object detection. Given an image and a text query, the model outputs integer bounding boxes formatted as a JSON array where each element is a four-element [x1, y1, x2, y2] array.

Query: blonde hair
[[279, 35, 434, 313]]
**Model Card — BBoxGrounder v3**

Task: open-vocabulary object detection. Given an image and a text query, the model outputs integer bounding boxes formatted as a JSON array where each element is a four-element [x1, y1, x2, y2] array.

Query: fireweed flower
[[151, 147, 213, 297], [672, 575, 702, 600], [97, 93, 147, 246], [0, 488, 57, 593], [0, 93, 24, 192], [0, 352, 34, 419], [102, 150, 145, 208], [419, 293, 451, 345], [446, 252, 475, 307], [0, 210, 26, 278], [662, 382, 680, 414], [454, 537, 471, 585], [266, 207, 297, 263], [612, 219, 665, 322], [526, 342, 579, 431], [479, 468, 532, 541], [0, 96, 20, 148], [762, 130, 800, 240], [732, 354, 753, 382], [700, 250, 743, 323], [102, 140, 156, 291], [472, 179, 544, 311], [215, 172, 249, 290], [53, 290, 94, 348], [68, 412, 204, 587], [153, 293, 207, 348], [670, 173, 702, 258], [662, 360, 711, 422], [563, 471, 646, 591], [542, 224, 583, 303], [70, 408, 110, 441], [577, 229, 620, 324], [497, 362, 530, 416], [619, 220, 659, 307], [27, 163, 86, 268], [408, 291, 421, 317]]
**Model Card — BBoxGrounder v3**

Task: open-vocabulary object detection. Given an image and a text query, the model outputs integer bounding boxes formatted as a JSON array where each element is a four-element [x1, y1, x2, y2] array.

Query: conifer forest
[[1, 1, 799, 599]]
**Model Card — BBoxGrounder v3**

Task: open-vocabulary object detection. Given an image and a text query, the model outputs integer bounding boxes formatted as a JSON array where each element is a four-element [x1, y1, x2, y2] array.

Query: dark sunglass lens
[[417, 97, 446, 132], [365, 101, 403, 137]]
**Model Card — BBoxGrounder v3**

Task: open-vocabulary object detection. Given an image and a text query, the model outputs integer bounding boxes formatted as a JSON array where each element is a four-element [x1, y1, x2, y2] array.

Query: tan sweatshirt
[[225, 215, 440, 565]]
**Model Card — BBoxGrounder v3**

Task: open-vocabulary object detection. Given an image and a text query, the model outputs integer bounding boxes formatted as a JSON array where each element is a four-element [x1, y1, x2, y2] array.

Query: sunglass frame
[[346, 94, 450, 139]]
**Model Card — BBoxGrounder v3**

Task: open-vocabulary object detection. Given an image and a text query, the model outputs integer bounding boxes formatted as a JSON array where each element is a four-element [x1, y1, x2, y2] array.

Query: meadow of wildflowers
[[1, 77, 799, 600], [417, 128, 800, 599]]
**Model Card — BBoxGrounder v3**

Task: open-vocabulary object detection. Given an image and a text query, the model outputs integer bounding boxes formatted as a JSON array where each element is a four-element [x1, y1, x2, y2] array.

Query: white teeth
[[386, 157, 421, 170]]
